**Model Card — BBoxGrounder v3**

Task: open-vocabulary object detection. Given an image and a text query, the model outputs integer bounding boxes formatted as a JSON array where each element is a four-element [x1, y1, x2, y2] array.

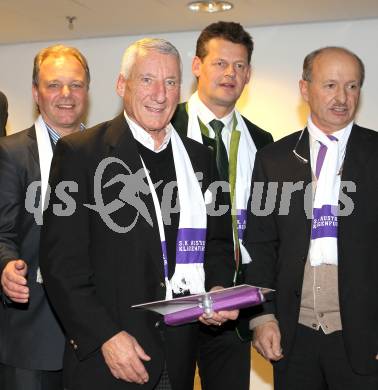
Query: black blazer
[[0, 127, 65, 370], [40, 114, 235, 390], [244, 125, 378, 375]]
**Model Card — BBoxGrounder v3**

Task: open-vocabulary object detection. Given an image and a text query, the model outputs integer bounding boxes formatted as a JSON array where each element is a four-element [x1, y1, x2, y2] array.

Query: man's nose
[[61, 85, 71, 97], [335, 86, 347, 103], [225, 64, 236, 79], [151, 81, 166, 103]]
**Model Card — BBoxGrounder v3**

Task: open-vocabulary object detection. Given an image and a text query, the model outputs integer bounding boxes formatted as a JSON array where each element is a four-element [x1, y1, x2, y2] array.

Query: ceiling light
[[187, 1, 233, 13]]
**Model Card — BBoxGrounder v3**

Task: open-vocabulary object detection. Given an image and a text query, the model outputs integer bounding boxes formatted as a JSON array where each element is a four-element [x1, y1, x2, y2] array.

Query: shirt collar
[[43, 119, 85, 145], [307, 115, 353, 144], [194, 91, 234, 132], [307, 115, 354, 170], [123, 110, 171, 153]]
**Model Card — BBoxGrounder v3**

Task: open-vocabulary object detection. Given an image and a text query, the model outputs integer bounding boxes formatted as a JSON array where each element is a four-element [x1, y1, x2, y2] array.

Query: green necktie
[[209, 119, 229, 182]]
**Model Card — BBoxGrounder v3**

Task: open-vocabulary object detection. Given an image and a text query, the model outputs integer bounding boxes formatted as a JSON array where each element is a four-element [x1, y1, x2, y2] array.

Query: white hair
[[120, 38, 182, 81]]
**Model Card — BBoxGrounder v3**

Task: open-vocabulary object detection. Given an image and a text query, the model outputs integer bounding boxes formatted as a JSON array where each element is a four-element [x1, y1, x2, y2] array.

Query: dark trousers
[[275, 324, 378, 390], [197, 322, 251, 390], [0, 363, 63, 390]]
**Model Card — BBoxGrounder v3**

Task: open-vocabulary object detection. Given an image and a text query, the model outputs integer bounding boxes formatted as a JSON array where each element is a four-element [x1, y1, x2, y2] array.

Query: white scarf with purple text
[[141, 126, 207, 300], [308, 118, 352, 266]]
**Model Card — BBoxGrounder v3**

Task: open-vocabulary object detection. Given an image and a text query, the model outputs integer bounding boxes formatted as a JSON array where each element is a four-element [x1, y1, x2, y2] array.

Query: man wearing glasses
[[244, 47, 378, 389]]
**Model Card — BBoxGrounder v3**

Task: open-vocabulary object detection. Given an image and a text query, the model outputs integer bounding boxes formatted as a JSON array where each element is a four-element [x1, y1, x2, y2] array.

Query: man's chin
[[214, 96, 238, 109], [145, 126, 167, 134], [56, 115, 81, 125], [143, 120, 170, 132]]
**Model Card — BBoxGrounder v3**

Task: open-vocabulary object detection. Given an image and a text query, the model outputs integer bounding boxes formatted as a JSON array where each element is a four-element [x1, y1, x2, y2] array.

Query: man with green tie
[[171, 21, 273, 390]]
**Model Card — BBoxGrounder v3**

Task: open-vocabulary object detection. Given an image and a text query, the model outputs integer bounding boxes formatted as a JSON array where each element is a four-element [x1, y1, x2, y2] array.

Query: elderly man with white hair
[[40, 38, 238, 390]]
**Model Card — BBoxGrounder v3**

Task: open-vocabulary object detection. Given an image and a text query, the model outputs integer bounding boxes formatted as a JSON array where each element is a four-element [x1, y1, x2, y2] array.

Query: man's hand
[[199, 285, 239, 327], [253, 320, 283, 361], [101, 331, 151, 384], [1, 259, 29, 303], [199, 309, 239, 327]]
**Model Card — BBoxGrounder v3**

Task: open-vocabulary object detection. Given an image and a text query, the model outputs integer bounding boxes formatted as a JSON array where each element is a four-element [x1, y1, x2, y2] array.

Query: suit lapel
[[201, 133, 216, 153], [245, 119, 264, 150], [103, 114, 141, 172], [338, 124, 375, 239], [170, 103, 188, 138], [26, 126, 39, 166], [290, 128, 313, 239], [340, 124, 373, 183]]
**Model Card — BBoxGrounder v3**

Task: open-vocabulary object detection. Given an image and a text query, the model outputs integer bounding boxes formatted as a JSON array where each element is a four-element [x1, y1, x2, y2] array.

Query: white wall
[[1, 18, 377, 390], [1, 18, 378, 140]]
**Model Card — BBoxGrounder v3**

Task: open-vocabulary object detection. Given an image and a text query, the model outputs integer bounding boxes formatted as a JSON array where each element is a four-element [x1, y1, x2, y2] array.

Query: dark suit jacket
[[39, 114, 235, 390], [0, 126, 65, 370], [244, 125, 378, 375]]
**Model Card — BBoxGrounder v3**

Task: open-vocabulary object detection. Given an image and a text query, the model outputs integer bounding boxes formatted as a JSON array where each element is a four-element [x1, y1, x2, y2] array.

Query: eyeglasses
[[292, 128, 344, 176], [292, 128, 308, 164]]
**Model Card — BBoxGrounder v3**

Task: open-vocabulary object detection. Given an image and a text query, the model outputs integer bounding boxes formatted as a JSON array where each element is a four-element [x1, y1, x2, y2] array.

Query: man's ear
[[32, 84, 39, 105], [116, 74, 126, 97], [299, 79, 309, 102], [245, 66, 252, 84], [192, 56, 202, 78]]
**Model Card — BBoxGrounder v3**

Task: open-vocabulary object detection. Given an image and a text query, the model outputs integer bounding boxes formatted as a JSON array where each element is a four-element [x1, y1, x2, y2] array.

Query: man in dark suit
[[244, 46, 378, 389], [171, 21, 273, 390], [0, 45, 90, 390], [0, 90, 8, 136], [39, 38, 238, 390]]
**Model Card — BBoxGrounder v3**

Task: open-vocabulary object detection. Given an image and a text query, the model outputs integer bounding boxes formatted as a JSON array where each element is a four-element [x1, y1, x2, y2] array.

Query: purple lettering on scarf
[[176, 228, 206, 264], [311, 204, 338, 239], [236, 209, 247, 240]]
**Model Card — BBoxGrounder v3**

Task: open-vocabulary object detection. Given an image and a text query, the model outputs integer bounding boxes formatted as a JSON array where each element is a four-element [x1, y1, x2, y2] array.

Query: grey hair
[[120, 38, 182, 80], [302, 46, 365, 86]]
